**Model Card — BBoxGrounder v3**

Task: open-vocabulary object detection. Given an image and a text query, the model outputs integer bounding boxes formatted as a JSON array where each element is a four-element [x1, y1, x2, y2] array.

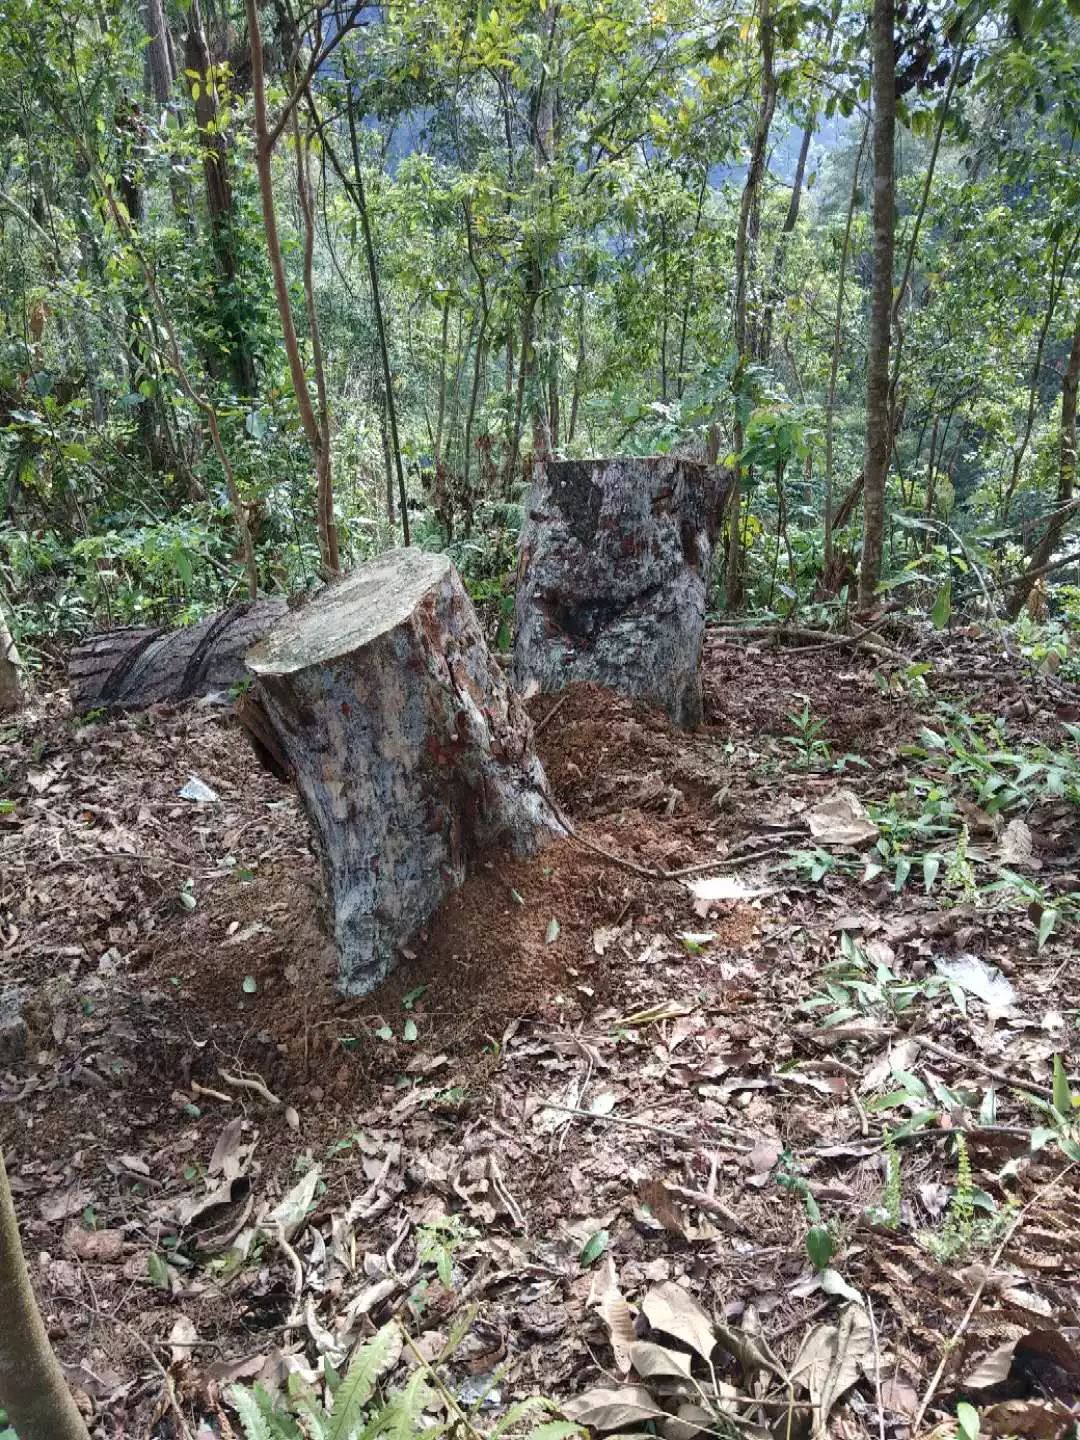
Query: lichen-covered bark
[[69, 600, 285, 713], [0, 609, 25, 714], [512, 457, 721, 726], [249, 550, 560, 995]]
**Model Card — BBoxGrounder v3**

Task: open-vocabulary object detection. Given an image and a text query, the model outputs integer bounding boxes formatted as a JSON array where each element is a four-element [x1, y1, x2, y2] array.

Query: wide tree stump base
[[248, 548, 562, 995], [512, 457, 722, 727]]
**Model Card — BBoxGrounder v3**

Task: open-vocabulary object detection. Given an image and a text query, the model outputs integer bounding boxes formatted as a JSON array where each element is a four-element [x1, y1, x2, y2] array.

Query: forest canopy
[[1, 0, 1079, 661]]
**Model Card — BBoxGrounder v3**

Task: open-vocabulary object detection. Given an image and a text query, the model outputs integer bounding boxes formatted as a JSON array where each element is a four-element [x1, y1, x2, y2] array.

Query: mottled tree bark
[[0, 608, 25, 713], [858, 0, 896, 614], [0, 1149, 90, 1440], [69, 601, 285, 713], [513, 457, 722, 727], [249, 550, 561, 995], [1009, 306, 1080, 618]]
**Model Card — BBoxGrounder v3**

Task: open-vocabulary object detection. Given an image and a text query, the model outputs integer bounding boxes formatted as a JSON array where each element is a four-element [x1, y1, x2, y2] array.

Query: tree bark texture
[[1008, 306, 1080, 618], [0, 1149, 91, 1440], [0, 608, 25, 713], [68, 600, 285, 713], [512, 457, 723, 727], [248, 549, 561, 995], [858, 0, 896, 613]]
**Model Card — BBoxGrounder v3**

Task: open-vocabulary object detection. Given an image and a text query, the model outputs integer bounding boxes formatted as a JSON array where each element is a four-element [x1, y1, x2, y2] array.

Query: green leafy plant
[[228, 1319, 565, 1440], [783, 699, 831, 771], [866, 1133, 903, 1229], [415, 1213, 475, 1288], [922, 1135, 1014, 1263]]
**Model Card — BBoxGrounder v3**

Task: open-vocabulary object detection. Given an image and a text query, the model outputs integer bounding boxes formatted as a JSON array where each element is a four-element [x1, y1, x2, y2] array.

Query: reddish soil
[[1, 625, 1078, 1438]]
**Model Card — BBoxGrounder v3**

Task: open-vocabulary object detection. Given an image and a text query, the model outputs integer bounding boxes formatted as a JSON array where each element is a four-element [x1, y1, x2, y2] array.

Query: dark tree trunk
[[858, 0, 896, 613], [249, 550, 562, 994], [68, 601, 285, 713], [185, 0, 258, 396], [1009, 307, 1080, 618], [513, 457, 724, 727]]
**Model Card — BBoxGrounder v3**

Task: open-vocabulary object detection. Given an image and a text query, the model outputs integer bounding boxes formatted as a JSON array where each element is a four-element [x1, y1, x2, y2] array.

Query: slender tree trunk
[[857, 0, 896, 614], [342, 79, 410, 545], [142, 0, 174, 102], [434, 293, 451, 465], [0, 1150, 90, 1440], [886, 37, 967, 438], [291, 115, 339, 573], [1009, 306, 1080, 618], [676, 169, 709, 400], [759, 125, 811, 368], [567, 286, 586, 446], [247, 0, 339, 570], [726, 0, 776, 610], [529, 3, 559, 462], [186, 0, 257, 396], [1000, 229, 1080, 521], [462, 203, 490, 528]]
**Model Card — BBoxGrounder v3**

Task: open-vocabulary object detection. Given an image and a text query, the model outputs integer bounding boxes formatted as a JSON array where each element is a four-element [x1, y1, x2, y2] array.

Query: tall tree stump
[[512, 457, 722, 726], [248, 549, 562, 995]]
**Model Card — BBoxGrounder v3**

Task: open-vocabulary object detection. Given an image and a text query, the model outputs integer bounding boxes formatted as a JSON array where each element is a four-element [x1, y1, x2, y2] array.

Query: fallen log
[[248, 548, 562, 995], [68, 600, 286, 713], [512, 456, 722, 726]]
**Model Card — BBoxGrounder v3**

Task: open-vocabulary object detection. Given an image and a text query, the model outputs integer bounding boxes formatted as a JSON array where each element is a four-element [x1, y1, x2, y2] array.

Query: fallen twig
[[534, 691, 570, 735], [537, 1100, 753, 1152], [912, 1034, 1058, 1102]]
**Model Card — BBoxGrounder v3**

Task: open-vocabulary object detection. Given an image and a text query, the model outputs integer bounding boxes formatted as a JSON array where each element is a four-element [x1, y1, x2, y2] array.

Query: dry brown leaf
[[790, 1304, 871, 1436], [629, 1340, 694, 1381], [980, 1400, 1074, 1439], [640, 1281, 716, 1363], [806, 790, 879, 847], [563, 1385, 666, 1431]]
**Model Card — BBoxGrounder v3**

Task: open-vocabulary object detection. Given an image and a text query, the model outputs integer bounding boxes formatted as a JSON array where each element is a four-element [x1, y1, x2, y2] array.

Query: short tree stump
[[248, 549, 561, 995], [512, 457, 721, 726]]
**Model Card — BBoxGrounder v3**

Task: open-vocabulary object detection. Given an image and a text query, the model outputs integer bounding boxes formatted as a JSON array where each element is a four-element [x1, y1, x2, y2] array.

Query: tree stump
[[248, 549, 562, 995], [512, 457, 722, 726], [69, 600, 286, 713]]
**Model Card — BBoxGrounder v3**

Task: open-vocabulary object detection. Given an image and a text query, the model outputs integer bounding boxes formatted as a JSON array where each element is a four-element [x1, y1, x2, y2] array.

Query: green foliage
[[783, 699, 831, 771], [415, 1213, 474, 1288]]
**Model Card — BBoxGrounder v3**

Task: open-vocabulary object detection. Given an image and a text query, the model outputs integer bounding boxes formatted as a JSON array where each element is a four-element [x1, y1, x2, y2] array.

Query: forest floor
[[2, 624, 1080, 1440]]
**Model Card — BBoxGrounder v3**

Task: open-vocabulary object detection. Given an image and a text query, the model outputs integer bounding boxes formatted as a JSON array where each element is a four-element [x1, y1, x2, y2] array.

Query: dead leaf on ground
[[563, 1385, 666, 1431], [640, 1281, 716, 1364], [63, 1226, 124, 1262], [806, 790, 879, 847], [790, 1303, 872, 1436], [980, 1400, 1075, 1439]]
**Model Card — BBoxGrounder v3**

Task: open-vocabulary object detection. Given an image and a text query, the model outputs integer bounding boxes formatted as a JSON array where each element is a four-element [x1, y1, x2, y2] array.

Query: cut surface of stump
[[512, 457, 722, 727], [248, 548, 562, 995], [69, 600, 286, 713]]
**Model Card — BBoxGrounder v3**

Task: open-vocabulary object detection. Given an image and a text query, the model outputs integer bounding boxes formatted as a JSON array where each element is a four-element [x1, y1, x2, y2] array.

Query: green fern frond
[[328, 1322, 403, 1440]]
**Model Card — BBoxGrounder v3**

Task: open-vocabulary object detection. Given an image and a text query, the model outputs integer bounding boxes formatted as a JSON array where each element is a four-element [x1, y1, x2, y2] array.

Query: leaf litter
[[0, 630, 1079, 1434]]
